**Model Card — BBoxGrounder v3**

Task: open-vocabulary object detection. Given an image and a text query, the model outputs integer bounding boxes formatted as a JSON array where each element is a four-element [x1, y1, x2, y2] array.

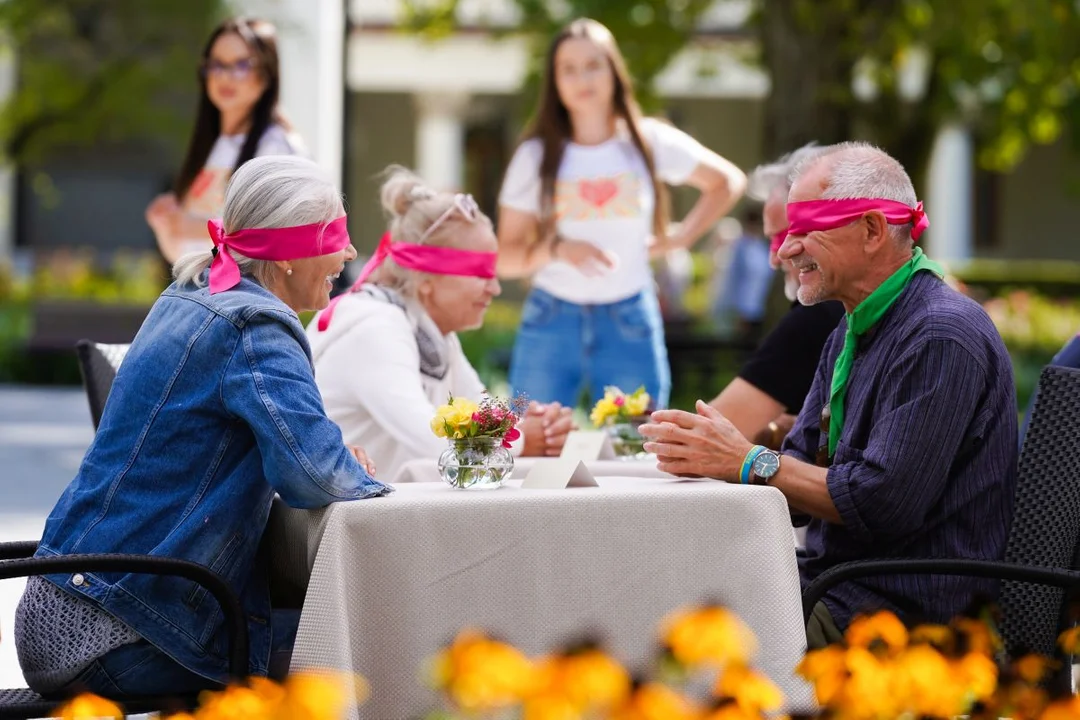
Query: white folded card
[[520, 457, 599, 489], [559, 430, 616, 462]]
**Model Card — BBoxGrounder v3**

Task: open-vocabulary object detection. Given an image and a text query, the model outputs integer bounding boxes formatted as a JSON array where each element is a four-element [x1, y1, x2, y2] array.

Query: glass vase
[[437, 436, 514, 490], [605, 418, 648, 460]]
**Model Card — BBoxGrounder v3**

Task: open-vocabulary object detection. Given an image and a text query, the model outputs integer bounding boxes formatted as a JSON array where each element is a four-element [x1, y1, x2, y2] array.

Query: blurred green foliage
[[0, 0, 225, 165], [400, 0, 715, 113]]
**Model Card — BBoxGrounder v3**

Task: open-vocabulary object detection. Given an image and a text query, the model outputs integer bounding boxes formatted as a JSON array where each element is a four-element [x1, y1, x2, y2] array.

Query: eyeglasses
[[201, 57, 257, 81], [419, 193, 480, 243], [816, 403, 833, 468]]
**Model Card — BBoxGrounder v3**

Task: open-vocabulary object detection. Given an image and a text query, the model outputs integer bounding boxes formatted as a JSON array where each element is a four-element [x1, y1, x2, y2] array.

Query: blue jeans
[[58, 609, 299, 699], [509, 287, 670, 409]]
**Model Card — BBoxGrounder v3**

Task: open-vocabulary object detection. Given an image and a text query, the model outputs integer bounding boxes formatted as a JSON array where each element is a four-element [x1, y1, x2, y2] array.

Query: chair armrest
[[802, 558, 1080, 622], [0, 541, 39, 560], [0, 554, 249, 680]]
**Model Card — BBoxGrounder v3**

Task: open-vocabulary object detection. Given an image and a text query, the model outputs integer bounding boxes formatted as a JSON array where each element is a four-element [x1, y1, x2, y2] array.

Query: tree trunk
[[759, 0, 855, 159]]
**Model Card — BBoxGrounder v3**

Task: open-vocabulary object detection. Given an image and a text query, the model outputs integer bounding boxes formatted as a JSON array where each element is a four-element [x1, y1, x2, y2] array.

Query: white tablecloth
[[269, 477, 814, 719], [392, 456, 674, 483]]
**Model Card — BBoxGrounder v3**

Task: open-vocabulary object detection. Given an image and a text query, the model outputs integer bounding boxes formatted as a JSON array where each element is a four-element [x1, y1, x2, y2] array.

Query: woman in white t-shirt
[[498, 18, 746, 408], [146, 17, 305, 264]]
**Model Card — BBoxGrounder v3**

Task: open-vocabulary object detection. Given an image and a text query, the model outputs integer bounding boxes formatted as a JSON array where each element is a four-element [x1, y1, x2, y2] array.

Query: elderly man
[[709, 144, 844, 448], [641, 142, 1017, 645]]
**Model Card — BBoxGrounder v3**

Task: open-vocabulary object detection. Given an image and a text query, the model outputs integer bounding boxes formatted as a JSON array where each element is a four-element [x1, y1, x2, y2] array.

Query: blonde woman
[[309, 167, 574, 481]]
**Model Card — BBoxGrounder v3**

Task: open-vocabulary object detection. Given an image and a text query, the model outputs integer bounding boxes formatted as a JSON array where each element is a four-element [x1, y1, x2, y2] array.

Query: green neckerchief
[[828, 246, 944, 457]]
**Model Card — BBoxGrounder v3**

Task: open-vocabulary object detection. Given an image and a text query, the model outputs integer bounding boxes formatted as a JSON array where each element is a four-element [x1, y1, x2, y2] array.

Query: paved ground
[[0, 385, 93, 690]]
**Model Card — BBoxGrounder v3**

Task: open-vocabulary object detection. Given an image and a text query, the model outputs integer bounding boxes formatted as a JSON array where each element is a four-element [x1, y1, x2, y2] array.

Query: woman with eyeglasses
[[497, 18, 747, 410], [146, 17, 305, 264], [307, 166, 575, 482]]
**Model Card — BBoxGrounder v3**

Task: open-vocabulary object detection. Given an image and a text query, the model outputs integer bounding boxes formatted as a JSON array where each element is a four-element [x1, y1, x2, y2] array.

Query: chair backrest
[[999, 365, 1080, 660], [74, 340, 130, 430]]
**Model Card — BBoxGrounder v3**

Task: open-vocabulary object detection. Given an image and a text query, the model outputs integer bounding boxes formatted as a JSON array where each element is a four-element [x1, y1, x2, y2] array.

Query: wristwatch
[[750, 449, 782, 485]]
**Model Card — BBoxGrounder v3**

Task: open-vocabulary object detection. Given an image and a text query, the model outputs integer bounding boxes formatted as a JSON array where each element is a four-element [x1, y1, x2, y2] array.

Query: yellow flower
[[908, 623, 953, 649], [432, 397, 480, 439], [590, 396, 620, 427], [954, 651, 998, 702], [894, 644, 969, 718], [530, 650, 631, 711], [713, 663, 784, 713], [276, 671, 357, 720], [796, 645, 848, 706], [952, 616, 1002, 657], [1040, 696, 1080, 720], [430, 630, 537, 711], [661, 606, 757, 669], [837, 646, 902, 719], [521, 693, 584, 720], [1058, 625, 1080, 655], [1013, 654, 1058, 684], [844, 610, 908, 653], [624, 387, 651, 417], [608, 683, 700, 720], [191, 684, 271, 720], [57, 694, 123, 720]]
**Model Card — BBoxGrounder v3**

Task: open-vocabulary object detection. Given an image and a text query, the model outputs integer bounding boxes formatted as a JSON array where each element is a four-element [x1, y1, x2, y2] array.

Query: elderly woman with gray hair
[[15, 155, 390, 700], [308, 165, 574, 482]]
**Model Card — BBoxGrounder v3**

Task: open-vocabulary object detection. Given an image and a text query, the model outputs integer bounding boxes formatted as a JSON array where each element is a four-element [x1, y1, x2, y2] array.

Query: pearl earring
[[286, 268, 293, 276]]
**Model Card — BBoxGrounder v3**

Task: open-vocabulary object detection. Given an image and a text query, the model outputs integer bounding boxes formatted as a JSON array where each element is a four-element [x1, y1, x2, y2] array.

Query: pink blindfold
[[783, 199, 929, 247], [208, 216, 351, 295], [316, 231, 498, 332]]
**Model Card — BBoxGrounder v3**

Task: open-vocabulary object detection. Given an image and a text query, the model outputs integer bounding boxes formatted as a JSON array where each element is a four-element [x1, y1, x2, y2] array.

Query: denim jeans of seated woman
[[509, 287, 670, 409], [56, 609, 299, 699]]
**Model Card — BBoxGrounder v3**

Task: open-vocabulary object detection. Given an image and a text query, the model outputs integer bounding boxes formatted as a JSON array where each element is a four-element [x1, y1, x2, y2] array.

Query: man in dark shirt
[[709, 145, 844, 447], [641, 142, 1018, 643]]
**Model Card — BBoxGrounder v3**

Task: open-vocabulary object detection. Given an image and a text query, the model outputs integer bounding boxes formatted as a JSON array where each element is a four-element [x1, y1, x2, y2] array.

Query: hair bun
[[380, 165, 434, 218]]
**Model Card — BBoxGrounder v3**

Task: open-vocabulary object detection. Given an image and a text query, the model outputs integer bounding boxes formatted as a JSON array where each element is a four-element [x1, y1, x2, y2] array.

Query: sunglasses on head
[[419, 193, 480, 243]]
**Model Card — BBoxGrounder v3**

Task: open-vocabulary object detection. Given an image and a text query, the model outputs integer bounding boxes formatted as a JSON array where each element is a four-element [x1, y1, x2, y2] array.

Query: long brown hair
[[523, 18, 668, 244], [173, 17, 289, 200]]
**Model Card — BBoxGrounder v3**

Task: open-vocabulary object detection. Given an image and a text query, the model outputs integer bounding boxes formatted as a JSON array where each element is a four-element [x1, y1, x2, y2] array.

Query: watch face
[[752, 451, 781, 479]]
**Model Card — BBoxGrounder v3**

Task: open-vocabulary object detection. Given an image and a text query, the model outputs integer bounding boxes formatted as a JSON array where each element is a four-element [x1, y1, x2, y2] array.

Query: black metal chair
[[0, 541, 249, 719], [803, 365, 1080, 692], [74, 340, 129, 430]]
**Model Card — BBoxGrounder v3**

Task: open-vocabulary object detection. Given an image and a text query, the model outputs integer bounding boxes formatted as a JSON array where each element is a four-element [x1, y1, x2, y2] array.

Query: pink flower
[[472, 412, 483, 423], [613, 396, 625, 407], [502, 427, 521, 448]]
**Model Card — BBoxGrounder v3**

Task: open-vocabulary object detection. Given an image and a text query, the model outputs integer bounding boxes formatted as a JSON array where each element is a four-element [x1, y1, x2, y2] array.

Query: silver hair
[[371, 164, 493, 299], [173, 155, 345, 288], [790, 141, 918, 245], [746, 142, 826, 202]]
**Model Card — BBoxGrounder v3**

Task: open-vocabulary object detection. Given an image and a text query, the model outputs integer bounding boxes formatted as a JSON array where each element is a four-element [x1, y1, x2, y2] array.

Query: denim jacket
[[35, 275, 391, 683]]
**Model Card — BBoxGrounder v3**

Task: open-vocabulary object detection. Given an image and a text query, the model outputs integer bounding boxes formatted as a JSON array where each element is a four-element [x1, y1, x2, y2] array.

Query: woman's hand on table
[[347, 445, 377, 477], [638, 400, 753, 481], [520, 401, 576, 456]]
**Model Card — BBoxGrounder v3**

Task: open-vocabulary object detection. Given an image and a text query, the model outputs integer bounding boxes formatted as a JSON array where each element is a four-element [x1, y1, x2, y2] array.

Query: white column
[[239, 0, 344, 185], [925, 122, 974, 262], [413, 92, 470, 191], [0, 41, 16, 262]]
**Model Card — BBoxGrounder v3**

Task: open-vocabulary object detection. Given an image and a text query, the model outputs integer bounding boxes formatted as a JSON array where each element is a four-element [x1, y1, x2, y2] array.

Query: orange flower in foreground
[[796, 645, 848, 706], [1057, 625, 1080, 655], [908, 624, 953, 649], [608, 682, 701, 720], [713, 663, 784, 713], [430, 629, 536, 711], [529, 649, 631, 711], [1014, 654, 1059, 685], [844, 611, 908, 653], [952, 616, 1002, 657], [56, 694, 124, 720], [277, 671, 357, 720], [1040, 695, 1080, 720], [662, 606, 756, 669]]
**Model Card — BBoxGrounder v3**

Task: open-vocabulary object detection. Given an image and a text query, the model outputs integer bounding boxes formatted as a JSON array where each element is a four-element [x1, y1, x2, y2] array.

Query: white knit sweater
[[307, 289, 490, 483]]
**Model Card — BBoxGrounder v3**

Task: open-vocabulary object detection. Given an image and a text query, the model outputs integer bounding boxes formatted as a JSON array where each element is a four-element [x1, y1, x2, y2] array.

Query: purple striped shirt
[[786, 272, 1018, 628]]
